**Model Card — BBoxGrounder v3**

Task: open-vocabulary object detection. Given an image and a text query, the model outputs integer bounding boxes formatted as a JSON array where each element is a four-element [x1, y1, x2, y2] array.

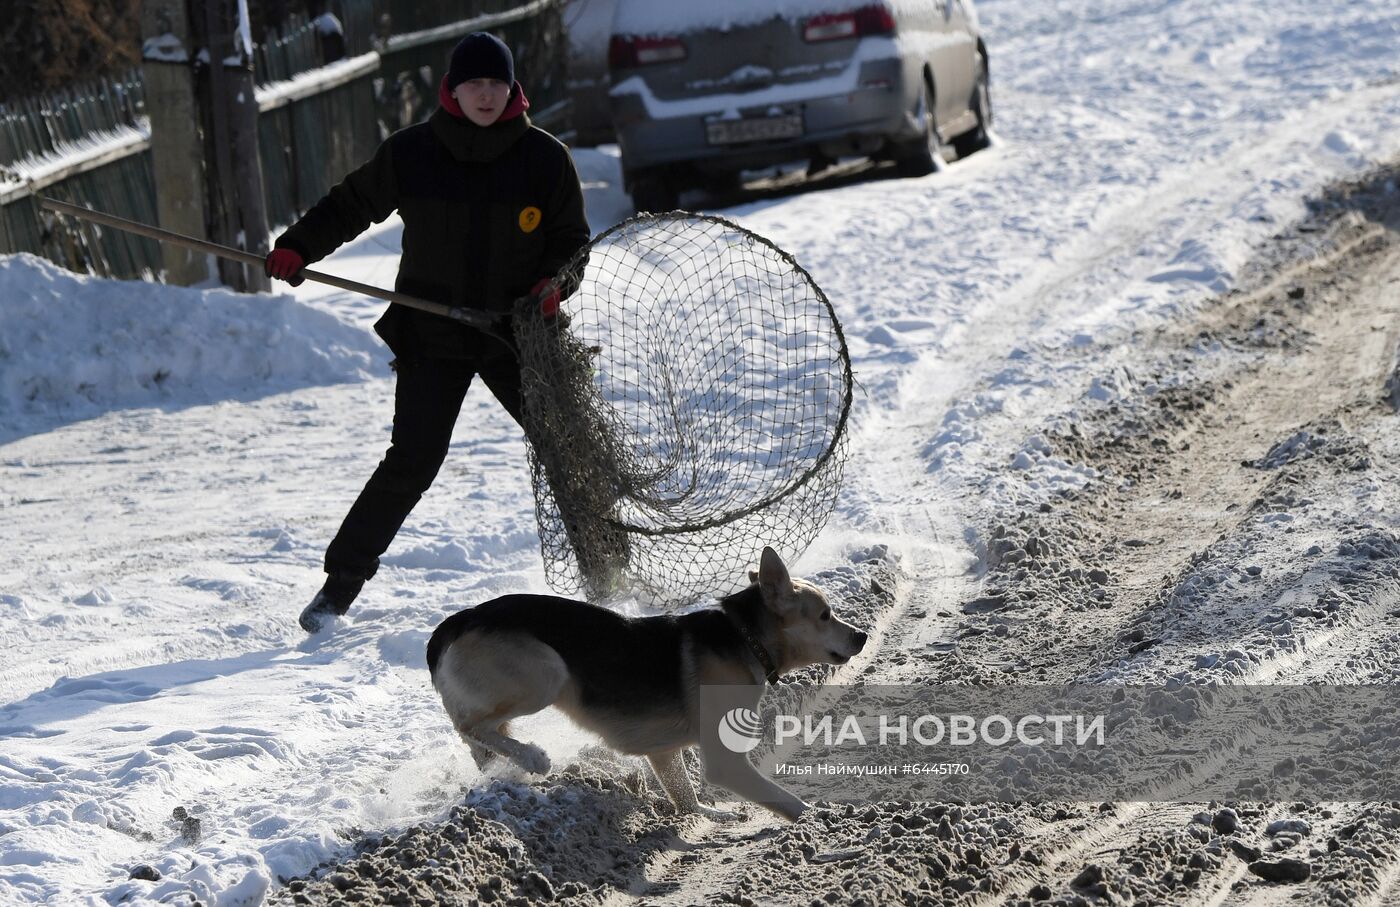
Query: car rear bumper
[[610, 61, 917, 175]]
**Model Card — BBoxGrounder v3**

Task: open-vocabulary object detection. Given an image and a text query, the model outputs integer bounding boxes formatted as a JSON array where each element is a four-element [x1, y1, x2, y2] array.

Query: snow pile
[[0, 253, 379, 418]]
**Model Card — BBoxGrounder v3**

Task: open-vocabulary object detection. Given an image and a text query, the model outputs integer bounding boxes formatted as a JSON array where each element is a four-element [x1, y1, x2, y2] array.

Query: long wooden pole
[[38, 196, 500, 329]]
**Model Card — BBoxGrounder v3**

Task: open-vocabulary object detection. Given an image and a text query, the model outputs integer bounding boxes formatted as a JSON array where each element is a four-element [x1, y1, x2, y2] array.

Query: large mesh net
[[512, 212, 852, 607]]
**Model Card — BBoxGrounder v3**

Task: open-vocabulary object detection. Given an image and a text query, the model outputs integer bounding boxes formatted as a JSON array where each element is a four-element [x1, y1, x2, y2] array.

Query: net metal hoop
[[585, 212, 848, 536], [514, 210, 853, 603]]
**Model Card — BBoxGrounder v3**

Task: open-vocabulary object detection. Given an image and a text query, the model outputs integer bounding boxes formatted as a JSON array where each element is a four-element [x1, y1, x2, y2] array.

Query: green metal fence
[[255, 0, 378, 84], [377, 0, 528, 37], [257, 0, 382, 230], [0, 72, 144, 160], [0, 70, 161, 279], [259, 70, 381, 230], [0, 0, 569, 282]]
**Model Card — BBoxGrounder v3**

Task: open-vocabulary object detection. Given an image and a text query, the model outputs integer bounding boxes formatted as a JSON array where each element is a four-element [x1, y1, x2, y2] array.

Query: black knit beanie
[[447, 32, 514, 89]]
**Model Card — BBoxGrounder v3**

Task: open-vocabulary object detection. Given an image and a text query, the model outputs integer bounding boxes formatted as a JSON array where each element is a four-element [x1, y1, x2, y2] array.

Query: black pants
[[324, 347, 524, 579]]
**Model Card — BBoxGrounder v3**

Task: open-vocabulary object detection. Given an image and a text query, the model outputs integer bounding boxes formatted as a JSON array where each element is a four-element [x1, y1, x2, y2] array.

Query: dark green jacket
[[276, 107, 590, 358]]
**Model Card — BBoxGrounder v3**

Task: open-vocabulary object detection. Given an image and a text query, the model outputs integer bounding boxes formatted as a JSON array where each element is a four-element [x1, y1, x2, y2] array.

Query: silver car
[[607, 0, 992, 211]]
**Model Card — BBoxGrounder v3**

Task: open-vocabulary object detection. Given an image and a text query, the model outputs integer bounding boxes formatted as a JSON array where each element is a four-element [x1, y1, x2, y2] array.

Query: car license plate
[[705, 115, 804, 145]]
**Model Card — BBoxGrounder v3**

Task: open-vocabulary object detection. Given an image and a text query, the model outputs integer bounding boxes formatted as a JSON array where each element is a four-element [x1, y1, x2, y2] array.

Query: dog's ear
[[749, 569, 760, 584], [757, 547, 791, 603]]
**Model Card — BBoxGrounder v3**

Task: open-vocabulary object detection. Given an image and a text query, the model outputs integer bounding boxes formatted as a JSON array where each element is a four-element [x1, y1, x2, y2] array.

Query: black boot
[[299, 574, 365, 632]]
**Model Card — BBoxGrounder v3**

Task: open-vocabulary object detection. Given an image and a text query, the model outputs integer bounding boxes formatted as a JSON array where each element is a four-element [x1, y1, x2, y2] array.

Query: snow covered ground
[[3, 0, 1400, 903]]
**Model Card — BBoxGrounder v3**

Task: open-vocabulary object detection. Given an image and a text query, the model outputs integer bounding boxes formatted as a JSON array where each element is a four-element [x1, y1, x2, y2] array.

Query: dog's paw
[[696, 804, 745, 822], [515, 744, 551, 776], [469, 745, 499, 772]]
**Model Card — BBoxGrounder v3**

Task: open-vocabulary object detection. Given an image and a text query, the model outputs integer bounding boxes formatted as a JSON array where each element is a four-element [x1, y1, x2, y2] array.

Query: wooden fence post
[[230, 58, 270, 292], [140, 0, 211, 286], [194, 0, 270, 292]]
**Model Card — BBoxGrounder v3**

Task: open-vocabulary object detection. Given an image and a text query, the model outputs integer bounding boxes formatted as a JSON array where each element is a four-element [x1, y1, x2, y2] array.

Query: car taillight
[[802, 5, 897, 42], [609, 34, 688, 69]]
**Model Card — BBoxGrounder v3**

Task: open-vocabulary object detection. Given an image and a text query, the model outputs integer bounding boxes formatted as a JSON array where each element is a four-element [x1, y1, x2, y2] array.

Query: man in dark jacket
[[266, 32, 591, 631]]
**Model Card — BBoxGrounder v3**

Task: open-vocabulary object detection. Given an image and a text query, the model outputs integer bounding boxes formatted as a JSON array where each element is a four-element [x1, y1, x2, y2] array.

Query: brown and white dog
[[426, 547, 866, 820]]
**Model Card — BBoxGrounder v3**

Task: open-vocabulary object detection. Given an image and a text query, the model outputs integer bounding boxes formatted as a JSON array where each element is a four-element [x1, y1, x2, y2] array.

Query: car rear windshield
[[613, 0, 880, 36]]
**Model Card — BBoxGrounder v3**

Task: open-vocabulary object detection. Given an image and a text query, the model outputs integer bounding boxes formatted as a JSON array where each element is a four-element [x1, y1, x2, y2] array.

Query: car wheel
[[629, 170, 679, 214], [895, 80, 943, 178], [952, 53, 993, 159]]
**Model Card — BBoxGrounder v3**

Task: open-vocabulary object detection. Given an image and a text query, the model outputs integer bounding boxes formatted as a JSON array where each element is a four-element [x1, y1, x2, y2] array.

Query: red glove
[[265, 248, 305, 286], [531, 278, 561, 319]]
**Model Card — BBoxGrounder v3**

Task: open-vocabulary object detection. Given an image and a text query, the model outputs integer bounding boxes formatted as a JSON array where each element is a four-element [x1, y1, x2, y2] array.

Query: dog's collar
[[728, 615, 780, 685]]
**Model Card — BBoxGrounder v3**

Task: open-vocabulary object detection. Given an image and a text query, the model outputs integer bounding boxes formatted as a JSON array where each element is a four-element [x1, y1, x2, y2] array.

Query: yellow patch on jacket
[[518, 206, 542, 233]]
